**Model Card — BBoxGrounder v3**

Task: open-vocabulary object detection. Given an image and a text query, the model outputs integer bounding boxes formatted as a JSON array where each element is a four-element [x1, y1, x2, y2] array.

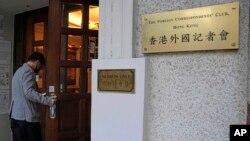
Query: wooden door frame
[[47, 1, 98, 141], [45, 0, 61, 141]]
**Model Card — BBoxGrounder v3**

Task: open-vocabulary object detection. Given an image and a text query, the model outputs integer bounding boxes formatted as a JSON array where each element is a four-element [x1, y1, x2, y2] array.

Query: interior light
[[69, 11, 82, 28]]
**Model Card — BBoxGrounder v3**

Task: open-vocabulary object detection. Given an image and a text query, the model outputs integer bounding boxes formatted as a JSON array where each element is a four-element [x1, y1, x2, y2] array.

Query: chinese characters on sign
[[149, 30, 229, 45], [142, 2, 239, 53]]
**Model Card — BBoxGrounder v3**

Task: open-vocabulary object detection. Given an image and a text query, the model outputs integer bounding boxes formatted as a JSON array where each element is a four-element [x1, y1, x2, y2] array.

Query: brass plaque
[[98, 69, 135, 93], [142, 2, 239, 53]]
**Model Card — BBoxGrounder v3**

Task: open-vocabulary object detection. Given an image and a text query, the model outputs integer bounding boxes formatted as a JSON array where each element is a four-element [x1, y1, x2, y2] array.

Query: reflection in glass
[[33, 46, 44, 89], [36, 70, 44, 89], [60, 67, 81, 94], [60, 35, 82, 61], [89, 5, 99, 30], [88, 37, 98, 61], [34, 22, 44, 41], [62, 3, 82, 29]]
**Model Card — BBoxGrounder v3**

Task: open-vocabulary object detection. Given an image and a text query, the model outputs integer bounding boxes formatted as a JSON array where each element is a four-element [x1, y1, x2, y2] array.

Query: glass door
[[51, 0, 99, 140]]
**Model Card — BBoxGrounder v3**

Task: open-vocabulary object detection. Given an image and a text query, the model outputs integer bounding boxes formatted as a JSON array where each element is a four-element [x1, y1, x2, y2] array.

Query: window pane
[[62, 3, 83, 29], [34, 46, 43, 53], [34, 22, 44, 41], [36, 70, 44, 89], [60, 67, 81, 94], [88, 36, 98, 62], [89, 5, 99, 30], [34, 49, 45, 89], [60, 35, 82, 61]]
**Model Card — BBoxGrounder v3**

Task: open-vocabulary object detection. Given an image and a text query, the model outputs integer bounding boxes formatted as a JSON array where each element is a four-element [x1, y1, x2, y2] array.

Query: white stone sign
[[91, 58, 148, 141]]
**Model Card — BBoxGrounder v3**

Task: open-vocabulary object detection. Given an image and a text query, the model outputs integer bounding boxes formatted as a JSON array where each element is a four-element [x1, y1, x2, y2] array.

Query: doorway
[[13, 0, 99, 140]]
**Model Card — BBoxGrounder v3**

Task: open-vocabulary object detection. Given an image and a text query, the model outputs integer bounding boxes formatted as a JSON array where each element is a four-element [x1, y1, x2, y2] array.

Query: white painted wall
[[99, 0, 133, 59], [91, 58, 148, 141]]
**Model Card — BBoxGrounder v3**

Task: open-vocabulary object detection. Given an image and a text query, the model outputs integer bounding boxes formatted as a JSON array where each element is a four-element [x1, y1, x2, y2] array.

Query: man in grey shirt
[[9, 52, 57, 141]]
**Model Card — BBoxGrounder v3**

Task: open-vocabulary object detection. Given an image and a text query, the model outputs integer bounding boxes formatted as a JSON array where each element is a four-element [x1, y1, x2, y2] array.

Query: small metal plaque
[[98, 69, 135, 93]]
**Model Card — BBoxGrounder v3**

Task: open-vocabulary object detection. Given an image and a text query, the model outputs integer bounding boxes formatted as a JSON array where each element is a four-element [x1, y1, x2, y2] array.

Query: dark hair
[[28, 52, 46, 65]]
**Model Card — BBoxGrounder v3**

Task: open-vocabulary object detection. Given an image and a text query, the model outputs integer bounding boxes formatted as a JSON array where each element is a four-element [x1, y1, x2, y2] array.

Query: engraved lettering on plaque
[[98, 69, 135, 93]]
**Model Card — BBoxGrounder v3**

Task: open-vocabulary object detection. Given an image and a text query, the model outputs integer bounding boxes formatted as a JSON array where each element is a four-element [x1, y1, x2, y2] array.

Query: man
[[9, 52, 57, 141]]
